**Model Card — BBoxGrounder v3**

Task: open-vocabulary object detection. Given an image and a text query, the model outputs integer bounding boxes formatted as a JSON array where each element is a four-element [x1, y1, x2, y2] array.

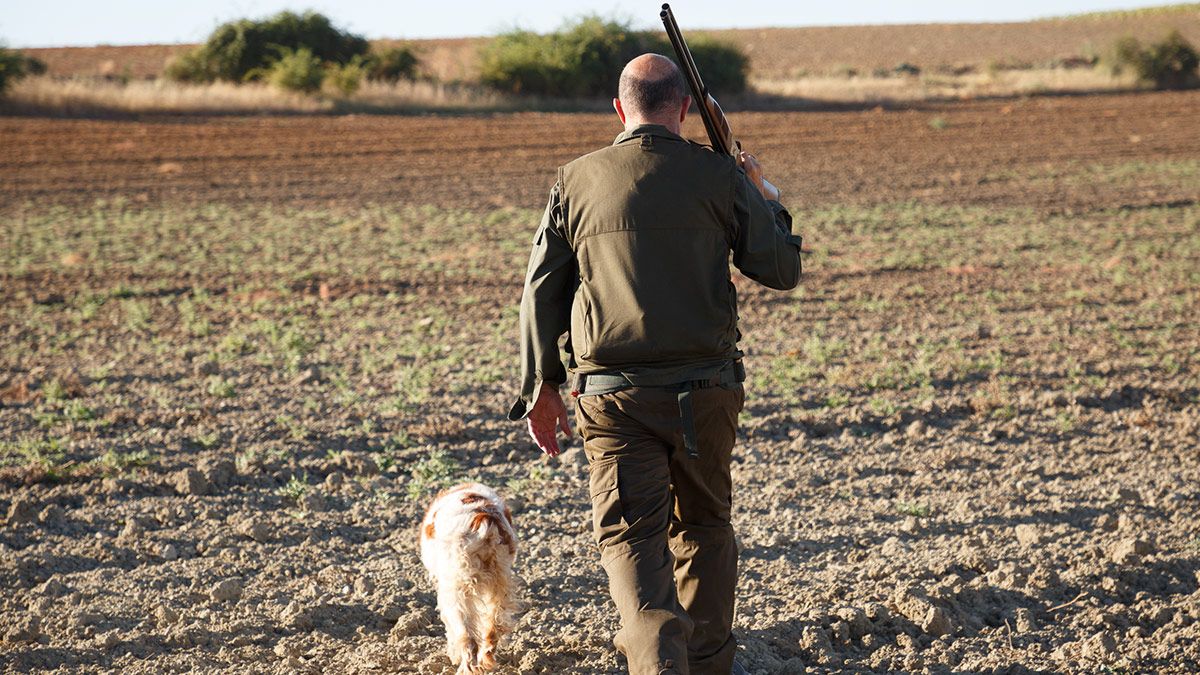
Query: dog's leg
[[437, 582, 476, 671], [475, 571, 517, 671]]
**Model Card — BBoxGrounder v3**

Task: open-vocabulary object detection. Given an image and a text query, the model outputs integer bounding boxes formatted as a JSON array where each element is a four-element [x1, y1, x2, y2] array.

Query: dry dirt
[[3, 90, 1199, 213], [1, 89, 1199, 674]]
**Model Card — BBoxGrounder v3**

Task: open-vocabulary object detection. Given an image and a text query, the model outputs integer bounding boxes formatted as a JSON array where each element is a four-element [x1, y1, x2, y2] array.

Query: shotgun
[[660, 3, 781, 200]]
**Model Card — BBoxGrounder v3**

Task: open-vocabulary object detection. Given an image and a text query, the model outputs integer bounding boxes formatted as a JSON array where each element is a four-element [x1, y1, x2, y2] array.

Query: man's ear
[[613, 98, 626, 124], [679, 95, 691, 124]]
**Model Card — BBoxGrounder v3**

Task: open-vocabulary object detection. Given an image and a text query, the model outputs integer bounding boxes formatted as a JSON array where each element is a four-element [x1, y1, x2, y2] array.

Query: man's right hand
[[738, 150, 781, 202], [526, 381, 572, 457]]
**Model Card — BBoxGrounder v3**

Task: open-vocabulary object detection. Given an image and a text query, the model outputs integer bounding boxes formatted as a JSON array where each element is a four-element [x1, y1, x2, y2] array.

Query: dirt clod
[[835, 606, 871, 638], [922, 606, 954, 637], [37, 504, 63, 524], [1014, 523, 1041, 547], [234, 518, 272, 543], [173, 468, 211, 496], [5, 616, 41, 644], [1014, 607, 1035, 633], [210, 578, 243, 603], [155, 606, 180, 626], [6, 498, 37, 524], [200, 458, 236, 488], [300, 492, 328, 512], [1082, 630, 1117, 661], [192, 358, 219, 377], [905, 420, 927, 439], [1109, 538, 1153, 565]]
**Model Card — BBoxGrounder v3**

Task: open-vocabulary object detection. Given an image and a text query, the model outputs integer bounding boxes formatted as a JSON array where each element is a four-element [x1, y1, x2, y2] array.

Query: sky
[[2, 1, 1183, 48]]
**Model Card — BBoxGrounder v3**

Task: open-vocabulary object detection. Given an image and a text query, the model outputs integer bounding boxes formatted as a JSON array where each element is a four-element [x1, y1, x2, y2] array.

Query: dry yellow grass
[[3, 77, 511, 115], [753, 67, 1144, 103]]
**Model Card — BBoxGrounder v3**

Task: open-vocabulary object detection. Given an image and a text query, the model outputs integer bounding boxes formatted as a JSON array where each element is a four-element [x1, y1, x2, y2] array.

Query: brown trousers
[[575, 384, 744, 675]]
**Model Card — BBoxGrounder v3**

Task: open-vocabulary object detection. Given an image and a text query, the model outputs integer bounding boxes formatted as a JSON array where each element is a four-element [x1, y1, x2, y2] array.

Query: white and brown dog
[[419, 482, 519, 674]]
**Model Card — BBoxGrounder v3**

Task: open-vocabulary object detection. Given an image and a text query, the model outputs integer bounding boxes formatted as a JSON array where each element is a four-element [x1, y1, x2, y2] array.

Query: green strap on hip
[[677, 384, 699, 459]]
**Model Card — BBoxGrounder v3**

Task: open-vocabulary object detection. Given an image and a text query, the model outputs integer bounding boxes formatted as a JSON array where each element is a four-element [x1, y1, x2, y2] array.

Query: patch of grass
[[0, 437, 73, 481], [823, 392, 852, 409], [177, 298, 211, 337], [803, 334, 846, 366], [191, 430, 220, 449], [896, 501, 932, 518], [276, 472, 311, 502], [42, 379, 69, 401], [62, 400, 95, 422], [274, 414, 309, 441], [97, 449, 153, 474], [122, 299, 152, 332], [406, 449, 462, 501], [206, 376, 236, 399], [33, 409, 64, 429], [869, 397, 900, 417]]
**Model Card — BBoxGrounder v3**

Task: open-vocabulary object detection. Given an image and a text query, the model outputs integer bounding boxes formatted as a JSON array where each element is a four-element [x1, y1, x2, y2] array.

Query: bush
[[324, 57, 366, 96], [366, 45, 419, 82], [165, 10, 369, 84], [480, 15, 749, 97], [0, 47, 45, 94], [678, 36, 749, 95], [1109, 30, 1199, 89], [266, 47, 325, 93]]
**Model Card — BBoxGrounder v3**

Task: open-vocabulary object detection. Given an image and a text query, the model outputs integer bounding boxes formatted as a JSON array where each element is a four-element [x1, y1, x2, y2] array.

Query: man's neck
[[625, 117, 681, 136]]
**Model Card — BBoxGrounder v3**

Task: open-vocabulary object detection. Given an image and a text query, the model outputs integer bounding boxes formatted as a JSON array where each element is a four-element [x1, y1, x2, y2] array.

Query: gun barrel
[[660, 3, 729, 155]]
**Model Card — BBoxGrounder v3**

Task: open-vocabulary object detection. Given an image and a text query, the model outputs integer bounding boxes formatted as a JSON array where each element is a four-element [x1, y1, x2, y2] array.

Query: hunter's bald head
[[617, 54, 687, 122]]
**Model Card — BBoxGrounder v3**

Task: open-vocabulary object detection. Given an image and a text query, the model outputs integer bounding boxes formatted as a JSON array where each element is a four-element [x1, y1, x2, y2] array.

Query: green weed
[[206, 377, 236, 398], [406, 449, 462, 501], [191, 430, 220, 449], [97, 449, 154, 474], [276, 472, 311, 502], [896, 501, 931, 518]]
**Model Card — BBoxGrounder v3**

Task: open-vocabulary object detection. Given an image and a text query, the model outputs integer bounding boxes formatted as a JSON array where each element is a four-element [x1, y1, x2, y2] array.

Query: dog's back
[[419, 483, 518, 673]]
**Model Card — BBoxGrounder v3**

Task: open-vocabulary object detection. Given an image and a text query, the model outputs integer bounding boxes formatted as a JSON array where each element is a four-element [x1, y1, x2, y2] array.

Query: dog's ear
[[503, 506, 514, 528]]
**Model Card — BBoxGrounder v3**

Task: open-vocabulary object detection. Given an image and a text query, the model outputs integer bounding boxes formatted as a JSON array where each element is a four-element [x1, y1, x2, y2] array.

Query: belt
[[572, 361, 745, 459]]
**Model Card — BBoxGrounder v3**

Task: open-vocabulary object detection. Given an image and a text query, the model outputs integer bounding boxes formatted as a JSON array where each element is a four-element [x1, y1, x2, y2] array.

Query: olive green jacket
[[508, 124, 802, 420]]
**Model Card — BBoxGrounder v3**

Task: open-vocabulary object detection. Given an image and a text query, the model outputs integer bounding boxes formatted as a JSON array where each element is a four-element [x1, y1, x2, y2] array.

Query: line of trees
[[158, 11, 749, 98]]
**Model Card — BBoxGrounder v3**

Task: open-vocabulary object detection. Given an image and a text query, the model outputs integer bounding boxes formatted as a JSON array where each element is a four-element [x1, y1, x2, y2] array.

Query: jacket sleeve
[[507, 182, 576, 421], [730, 167, 802, 290]]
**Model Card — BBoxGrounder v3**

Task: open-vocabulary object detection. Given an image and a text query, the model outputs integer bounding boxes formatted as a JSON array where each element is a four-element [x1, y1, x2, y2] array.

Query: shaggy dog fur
[[419, 482, 519, 673]]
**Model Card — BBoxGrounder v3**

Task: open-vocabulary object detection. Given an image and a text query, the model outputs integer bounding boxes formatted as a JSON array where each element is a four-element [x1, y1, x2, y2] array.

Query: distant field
[[19, 7, 1200, 82]]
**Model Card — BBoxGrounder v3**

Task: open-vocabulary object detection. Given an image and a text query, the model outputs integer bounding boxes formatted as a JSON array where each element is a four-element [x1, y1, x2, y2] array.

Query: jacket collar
[[613, 124, 685, 146]]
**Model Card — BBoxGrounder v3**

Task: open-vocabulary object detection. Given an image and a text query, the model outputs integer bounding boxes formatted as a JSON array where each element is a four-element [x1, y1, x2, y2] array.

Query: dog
[[419, 482, 519, 674]]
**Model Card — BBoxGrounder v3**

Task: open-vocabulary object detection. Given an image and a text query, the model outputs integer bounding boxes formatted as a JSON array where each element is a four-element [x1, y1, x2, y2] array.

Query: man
[[508, 54, 802, 675]]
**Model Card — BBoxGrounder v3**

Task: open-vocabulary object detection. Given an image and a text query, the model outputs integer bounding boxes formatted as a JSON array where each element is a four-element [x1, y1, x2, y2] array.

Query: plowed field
[[3, 90, 1198, 213], [1, 90, 1199, 674]]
